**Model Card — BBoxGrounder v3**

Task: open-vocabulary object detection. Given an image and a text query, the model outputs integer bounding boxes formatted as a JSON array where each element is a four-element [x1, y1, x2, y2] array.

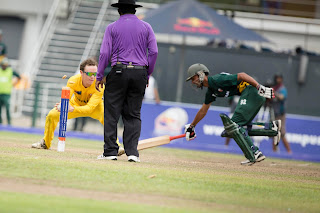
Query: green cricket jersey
[[204, 73, 240, 104], [204, 73, 246, 104]]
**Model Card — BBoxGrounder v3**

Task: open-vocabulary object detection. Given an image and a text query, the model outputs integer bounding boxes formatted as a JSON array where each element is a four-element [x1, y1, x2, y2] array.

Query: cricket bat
[[137, 134, 186, 151]]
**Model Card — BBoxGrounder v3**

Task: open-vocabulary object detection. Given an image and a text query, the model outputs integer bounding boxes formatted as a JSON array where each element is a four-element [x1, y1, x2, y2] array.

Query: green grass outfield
[[0, 131, 319, 213]]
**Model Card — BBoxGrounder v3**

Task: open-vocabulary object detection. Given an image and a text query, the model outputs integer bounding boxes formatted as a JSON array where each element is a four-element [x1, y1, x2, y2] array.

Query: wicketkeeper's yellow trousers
[[43, 102, 120, 148]]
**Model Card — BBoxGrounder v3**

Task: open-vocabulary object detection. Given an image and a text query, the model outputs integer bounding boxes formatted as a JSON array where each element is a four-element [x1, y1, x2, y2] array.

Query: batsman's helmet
[[186, 63, 210, 81]]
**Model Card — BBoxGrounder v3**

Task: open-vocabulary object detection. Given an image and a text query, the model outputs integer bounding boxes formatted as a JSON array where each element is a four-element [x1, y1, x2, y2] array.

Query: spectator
[[0, 58, 21, 125], [272, 74, 292, 154], [262, 0, 282, 15], [218, 40, 227, 48], [0, 30, 7, 63], [144, 75, 160, 104]]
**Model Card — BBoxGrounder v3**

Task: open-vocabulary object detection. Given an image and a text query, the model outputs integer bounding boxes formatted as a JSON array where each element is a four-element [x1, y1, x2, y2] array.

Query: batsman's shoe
[[31, 139, 48, 149], [118, 146, 125, 156], [128, 155, 140, 163], [272, 120, 281, 146], [97, 154, 117, 160], [241, 151, 266, 166]]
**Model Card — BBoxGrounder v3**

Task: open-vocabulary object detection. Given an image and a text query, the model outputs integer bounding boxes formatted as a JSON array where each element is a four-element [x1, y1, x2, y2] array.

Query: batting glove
[[256, 84, 275, 99], [184, 124, 196, 141]]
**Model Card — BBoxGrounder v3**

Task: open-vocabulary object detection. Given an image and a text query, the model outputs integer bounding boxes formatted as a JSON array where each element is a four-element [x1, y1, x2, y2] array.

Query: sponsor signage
[[173, 17, 220, 35], [141, 101, 320, 162]]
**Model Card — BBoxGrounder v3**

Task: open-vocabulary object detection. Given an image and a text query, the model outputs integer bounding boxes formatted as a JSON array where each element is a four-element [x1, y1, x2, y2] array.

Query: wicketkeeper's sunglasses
[[84, 71, 97, 77]]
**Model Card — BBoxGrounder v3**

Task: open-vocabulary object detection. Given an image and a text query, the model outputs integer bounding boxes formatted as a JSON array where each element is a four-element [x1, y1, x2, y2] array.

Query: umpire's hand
[[95, 80, 104, 92]]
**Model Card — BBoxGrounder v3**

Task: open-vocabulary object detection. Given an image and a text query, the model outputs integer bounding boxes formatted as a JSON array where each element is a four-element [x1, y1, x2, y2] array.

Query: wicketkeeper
[[31, 58, 124, 155], [184, 63, 281, 165]]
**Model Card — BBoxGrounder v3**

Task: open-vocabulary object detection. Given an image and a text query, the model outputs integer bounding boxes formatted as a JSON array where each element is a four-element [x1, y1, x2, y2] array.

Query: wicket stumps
[[57, 87, 70, 152]]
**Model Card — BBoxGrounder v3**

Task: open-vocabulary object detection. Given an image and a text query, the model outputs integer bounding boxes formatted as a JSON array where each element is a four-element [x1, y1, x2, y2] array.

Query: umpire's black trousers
[[103, 67, 147, 157]]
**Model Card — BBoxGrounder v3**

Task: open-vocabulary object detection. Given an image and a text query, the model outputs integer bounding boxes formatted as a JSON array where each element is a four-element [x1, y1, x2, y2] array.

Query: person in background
[[144, 75, 160, 104], [272, 74, 292, 154], [0, 30, 7, 63], [0, 58, 20, 125]]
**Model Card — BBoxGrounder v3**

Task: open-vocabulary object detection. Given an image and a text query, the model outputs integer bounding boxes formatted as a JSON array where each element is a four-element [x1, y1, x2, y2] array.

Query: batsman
[[184, 63, 281, 165], [31, 58, 123, 155]]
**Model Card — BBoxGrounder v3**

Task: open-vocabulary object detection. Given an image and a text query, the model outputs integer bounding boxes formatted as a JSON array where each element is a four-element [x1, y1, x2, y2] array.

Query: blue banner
[[141, 101, 320, 162]]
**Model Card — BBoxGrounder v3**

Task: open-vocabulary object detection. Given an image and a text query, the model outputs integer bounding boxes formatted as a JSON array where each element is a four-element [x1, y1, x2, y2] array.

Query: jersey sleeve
[[204, 89, 216, 104], [97, 24, 113, 81], [146, 22, 158, 76], [72, 86, 104, 114], [13, 71, 21, 79]]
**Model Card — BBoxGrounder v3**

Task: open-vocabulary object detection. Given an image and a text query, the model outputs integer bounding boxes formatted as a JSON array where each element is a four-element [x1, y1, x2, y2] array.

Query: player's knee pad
[[220, 113, 255, 161], [220, 113, 238, 134]]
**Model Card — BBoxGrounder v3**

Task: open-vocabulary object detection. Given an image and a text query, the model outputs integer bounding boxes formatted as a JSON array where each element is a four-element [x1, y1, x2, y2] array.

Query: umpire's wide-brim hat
[[111, 0, 142, 8]]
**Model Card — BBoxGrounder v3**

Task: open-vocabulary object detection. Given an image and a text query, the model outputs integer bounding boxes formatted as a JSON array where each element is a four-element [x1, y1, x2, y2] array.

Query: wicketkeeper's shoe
[[31, 139, 48, 149], [128, 155, 140, 163], [97, 155, 117, 160], [118, 146, 125, 156], [241, 151, 266, 166], [272, 120, 281, 146]]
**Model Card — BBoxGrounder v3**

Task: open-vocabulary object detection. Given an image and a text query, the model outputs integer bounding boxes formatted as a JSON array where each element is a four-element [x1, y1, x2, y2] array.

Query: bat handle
[[169, 134, 186, 141]]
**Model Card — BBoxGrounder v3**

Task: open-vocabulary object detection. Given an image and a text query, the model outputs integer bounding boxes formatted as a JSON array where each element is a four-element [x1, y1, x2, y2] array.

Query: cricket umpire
[[96, 0, 158, 162]]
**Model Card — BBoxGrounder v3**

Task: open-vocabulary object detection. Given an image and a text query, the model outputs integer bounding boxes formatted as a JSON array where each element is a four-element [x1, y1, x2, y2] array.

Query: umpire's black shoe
[[97, 154, 117, 160]]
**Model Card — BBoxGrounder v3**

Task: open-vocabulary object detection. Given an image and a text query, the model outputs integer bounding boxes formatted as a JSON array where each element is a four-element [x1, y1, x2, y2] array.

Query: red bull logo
[[174, 17, 220, 35], [153, 107, 188, 136]]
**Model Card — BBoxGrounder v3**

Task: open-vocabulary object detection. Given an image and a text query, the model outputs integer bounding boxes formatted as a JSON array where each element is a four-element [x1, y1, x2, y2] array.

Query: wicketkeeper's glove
[[184, 124, 196, 141], [256, 84, 275, 99]]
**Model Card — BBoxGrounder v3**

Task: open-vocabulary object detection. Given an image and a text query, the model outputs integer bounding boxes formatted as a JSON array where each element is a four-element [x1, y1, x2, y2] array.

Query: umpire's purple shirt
[[97, 14, 158, 81]]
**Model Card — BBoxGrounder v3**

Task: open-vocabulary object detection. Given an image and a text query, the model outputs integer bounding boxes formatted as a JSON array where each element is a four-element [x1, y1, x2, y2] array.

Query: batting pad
[[222, 129, 277, 137], [248, 129, 277, 137], [220, 113, 255, 162]]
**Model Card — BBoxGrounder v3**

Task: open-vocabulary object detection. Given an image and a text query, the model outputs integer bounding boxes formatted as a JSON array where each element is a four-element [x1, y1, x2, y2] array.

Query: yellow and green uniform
[[206, 73, 276, 161], [0, 67, 20, 124], [43, 74, 119, 148], [0, 67, 14, 95], [204, 73, 264, 126]]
